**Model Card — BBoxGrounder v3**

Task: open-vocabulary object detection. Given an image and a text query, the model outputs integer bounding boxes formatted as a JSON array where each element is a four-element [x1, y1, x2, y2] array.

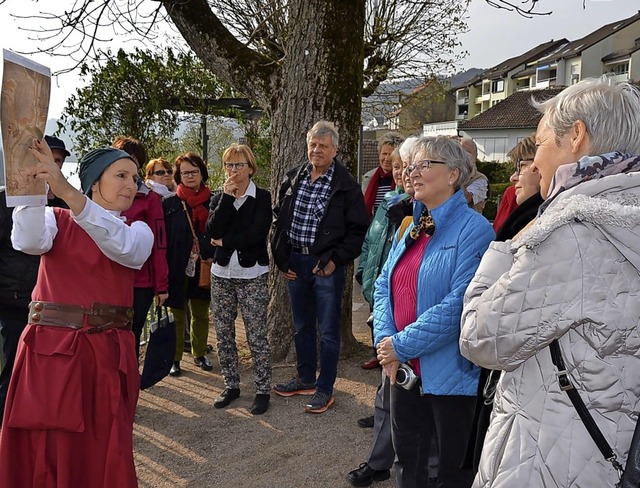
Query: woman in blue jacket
[[374, 136, 494, 488]]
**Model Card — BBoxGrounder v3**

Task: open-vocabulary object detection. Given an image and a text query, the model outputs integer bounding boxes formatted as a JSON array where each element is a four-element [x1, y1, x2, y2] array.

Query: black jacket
[[162, 193, 216, 308], [0, 192, 68, 314], [0, 191, 40, 313], [205, 186, 271, 268], [271, 159, 368, 272]]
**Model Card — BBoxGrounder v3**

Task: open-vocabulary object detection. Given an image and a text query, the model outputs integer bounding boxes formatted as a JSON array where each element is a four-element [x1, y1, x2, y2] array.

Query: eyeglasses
[[153, 169, 173, 176], [515, 159, 534, 175], [180, 169, 201, 177], [405, 159, 447, 176], [224, 162, 247, 171]]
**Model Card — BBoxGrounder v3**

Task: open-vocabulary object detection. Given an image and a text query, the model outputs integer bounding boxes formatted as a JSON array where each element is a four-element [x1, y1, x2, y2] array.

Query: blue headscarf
[[78, 148, 135, 197]]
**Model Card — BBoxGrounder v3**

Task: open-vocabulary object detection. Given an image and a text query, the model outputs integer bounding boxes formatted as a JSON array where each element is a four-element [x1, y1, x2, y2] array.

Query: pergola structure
[[162, 97, 263, 161]]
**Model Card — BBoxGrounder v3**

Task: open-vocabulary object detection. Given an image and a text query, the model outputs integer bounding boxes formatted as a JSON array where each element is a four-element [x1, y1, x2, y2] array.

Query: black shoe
[[347, 463, 390, 487], [169, 361, 181, 377], [194, 355, 213, 371], [214, 388, 240, 408], [357, 415, 375, 428], [250, 394, 270, 415]]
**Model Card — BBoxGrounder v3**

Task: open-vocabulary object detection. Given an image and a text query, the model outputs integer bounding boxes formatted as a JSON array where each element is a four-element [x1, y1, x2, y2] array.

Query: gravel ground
[[134, 284, 397, 488]]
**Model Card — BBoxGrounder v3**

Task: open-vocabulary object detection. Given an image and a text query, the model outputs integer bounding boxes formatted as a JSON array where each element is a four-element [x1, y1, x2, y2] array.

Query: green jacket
[[356, 190, 410, 305]]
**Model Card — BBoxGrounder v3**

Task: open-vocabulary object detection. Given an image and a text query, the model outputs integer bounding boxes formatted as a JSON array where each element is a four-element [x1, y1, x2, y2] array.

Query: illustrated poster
[[1, 50, 51, 206]]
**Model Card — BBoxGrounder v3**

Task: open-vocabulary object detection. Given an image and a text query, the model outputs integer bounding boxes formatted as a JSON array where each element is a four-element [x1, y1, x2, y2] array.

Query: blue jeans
[[287, 252, 345, 395]]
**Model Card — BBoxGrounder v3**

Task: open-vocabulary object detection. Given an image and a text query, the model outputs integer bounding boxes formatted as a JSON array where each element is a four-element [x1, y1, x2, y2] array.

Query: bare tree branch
[[484, 0, 552, 18]]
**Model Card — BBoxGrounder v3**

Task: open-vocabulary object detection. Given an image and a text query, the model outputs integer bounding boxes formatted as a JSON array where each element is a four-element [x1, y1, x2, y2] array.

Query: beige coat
[[460, 172, 640, 488]]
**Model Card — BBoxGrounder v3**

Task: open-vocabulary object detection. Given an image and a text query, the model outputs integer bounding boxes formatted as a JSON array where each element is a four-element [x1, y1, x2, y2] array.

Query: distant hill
[[361, 68, 486, 130]]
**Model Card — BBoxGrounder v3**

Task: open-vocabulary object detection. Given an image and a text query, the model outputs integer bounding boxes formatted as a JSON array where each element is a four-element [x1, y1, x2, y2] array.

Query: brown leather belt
[[28, 301, 133, 334]]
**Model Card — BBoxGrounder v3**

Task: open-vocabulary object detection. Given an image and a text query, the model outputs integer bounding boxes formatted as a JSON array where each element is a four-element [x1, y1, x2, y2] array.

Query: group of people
[[349, 76, 640, 488], [0, 76, 640, 488]]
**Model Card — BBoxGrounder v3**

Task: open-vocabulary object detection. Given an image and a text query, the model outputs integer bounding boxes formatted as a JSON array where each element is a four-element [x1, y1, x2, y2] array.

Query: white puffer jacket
[[460, 172, 640, 488]]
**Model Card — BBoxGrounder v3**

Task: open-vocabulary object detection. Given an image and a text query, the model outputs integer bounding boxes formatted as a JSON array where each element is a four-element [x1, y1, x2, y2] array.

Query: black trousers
[[390, 382, 475, 488], [0, 308, 28, 426], [132, 287, 155, 359]]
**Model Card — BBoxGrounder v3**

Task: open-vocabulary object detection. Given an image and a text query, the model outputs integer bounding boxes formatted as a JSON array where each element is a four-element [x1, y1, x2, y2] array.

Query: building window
[[537, 67, 557, 84], [491, 79, 504, 93], [608, 61, 630, 76], [570, 64, 580, 85]]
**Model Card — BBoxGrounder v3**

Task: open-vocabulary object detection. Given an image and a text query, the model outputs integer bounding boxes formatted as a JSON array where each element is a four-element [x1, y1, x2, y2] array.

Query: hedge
[[477, 161, 514, 222]]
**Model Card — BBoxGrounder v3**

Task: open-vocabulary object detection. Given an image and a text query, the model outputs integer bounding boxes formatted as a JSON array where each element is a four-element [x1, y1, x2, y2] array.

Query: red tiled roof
[[459, 88, 565, 130]]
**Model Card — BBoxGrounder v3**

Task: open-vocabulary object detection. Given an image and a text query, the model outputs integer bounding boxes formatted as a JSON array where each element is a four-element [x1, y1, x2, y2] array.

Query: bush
[[477, 160, 514, 185], [477, 161, 513, 222]]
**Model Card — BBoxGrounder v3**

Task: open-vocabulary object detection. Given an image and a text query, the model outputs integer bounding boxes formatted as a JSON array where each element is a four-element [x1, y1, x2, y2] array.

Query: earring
[[448, 181, 453, 186]]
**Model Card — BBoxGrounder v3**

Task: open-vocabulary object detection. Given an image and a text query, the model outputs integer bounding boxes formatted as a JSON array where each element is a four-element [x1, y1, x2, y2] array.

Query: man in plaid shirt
[[271, 120, 368, 413]]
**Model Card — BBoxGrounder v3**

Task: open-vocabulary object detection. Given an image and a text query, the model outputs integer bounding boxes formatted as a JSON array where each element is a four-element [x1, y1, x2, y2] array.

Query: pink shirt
[[391, 233, 430, 376]]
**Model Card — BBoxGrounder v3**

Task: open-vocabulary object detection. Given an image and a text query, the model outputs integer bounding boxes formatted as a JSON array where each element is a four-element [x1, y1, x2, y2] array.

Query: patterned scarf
[[540, 152, 640, 214], [405, 205, 435, 248]]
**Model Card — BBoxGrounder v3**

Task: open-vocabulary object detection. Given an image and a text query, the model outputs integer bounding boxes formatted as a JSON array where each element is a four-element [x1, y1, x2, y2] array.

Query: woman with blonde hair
[[145, 157, 176, 196], [206, 143, 272, 415]]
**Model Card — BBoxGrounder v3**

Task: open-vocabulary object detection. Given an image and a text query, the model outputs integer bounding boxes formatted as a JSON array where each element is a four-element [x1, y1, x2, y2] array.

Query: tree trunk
[[267, 0, 366, 360], [164, 0, 366, 361]]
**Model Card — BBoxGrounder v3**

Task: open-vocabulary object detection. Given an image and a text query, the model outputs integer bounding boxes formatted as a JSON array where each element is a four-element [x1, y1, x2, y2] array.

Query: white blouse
[[211, 181, 269, 280], [11, 197, 154, 270]]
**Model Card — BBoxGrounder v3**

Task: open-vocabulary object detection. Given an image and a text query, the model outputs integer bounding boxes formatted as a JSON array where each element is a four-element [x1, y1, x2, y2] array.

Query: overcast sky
[[0, 0, 639, 118], [459, 0, 640, 69]]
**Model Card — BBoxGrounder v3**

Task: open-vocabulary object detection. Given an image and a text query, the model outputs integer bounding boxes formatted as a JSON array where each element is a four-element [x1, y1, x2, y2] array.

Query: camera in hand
[[395, 362, 418, 390]]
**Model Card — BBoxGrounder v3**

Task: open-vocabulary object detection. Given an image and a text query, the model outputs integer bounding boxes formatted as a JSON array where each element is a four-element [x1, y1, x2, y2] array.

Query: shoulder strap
[[396, 216, 413, 243], [549, 339, 624, 478], [181, 200, 201, 256]]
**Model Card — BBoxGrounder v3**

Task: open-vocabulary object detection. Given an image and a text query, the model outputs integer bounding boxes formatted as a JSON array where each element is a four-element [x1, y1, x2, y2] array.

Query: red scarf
[[364, 166, 396, 216], [176, 183, 211, 233]]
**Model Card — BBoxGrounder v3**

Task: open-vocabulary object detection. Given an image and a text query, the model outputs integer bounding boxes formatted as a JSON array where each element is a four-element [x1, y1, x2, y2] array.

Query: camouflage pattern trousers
[[210, 273, 272, 394]]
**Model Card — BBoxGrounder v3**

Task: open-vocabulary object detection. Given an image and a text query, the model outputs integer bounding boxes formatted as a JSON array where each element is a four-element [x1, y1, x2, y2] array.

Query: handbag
[[199, 259, 212, 289], [140, 306, 177, 390], [549, 339, 629, 486], [182, 201, 211, 289]]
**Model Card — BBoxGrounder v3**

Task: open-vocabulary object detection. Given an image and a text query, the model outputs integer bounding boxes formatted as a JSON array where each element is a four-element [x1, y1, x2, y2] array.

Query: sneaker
[[304, 390, 335, 414], [273, 377, 316, 397], [250, 394, 270, 415], [194, 355, 213, 371]]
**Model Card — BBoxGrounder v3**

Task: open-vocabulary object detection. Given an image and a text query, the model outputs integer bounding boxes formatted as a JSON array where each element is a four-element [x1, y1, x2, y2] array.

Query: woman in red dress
[[0, 140, 153, 488]]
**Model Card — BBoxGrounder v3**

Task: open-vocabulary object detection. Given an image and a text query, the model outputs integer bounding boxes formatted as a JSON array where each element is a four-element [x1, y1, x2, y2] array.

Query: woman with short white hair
[[460, 77, 640, 487], [375, 135, 494, 487]]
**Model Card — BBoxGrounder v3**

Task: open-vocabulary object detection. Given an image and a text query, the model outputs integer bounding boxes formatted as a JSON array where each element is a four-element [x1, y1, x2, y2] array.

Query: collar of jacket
[[136, 179, 151, 196], [288, 158, 354, 193], [514, 176, 640, 258]]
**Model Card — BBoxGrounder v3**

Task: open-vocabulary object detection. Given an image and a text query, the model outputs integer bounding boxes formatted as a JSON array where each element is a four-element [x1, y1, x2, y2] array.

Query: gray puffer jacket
[[460, 172, 640, 488]]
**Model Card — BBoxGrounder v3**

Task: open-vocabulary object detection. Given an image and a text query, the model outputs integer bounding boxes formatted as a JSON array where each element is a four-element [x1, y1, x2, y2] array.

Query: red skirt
[[0, 325, 139, 488]]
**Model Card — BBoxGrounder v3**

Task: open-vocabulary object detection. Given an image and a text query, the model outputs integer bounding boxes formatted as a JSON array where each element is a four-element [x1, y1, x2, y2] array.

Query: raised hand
[[222, 174, 239, 196]]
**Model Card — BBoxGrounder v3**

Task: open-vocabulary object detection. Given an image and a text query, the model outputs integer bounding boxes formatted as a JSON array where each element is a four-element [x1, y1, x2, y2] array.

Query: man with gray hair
[[271, 120, 368, 413], [457, 134, 489, 213]]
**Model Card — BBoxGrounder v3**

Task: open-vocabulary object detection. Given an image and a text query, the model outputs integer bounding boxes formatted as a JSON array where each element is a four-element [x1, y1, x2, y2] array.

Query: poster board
[[1, 50, 51, 206]]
